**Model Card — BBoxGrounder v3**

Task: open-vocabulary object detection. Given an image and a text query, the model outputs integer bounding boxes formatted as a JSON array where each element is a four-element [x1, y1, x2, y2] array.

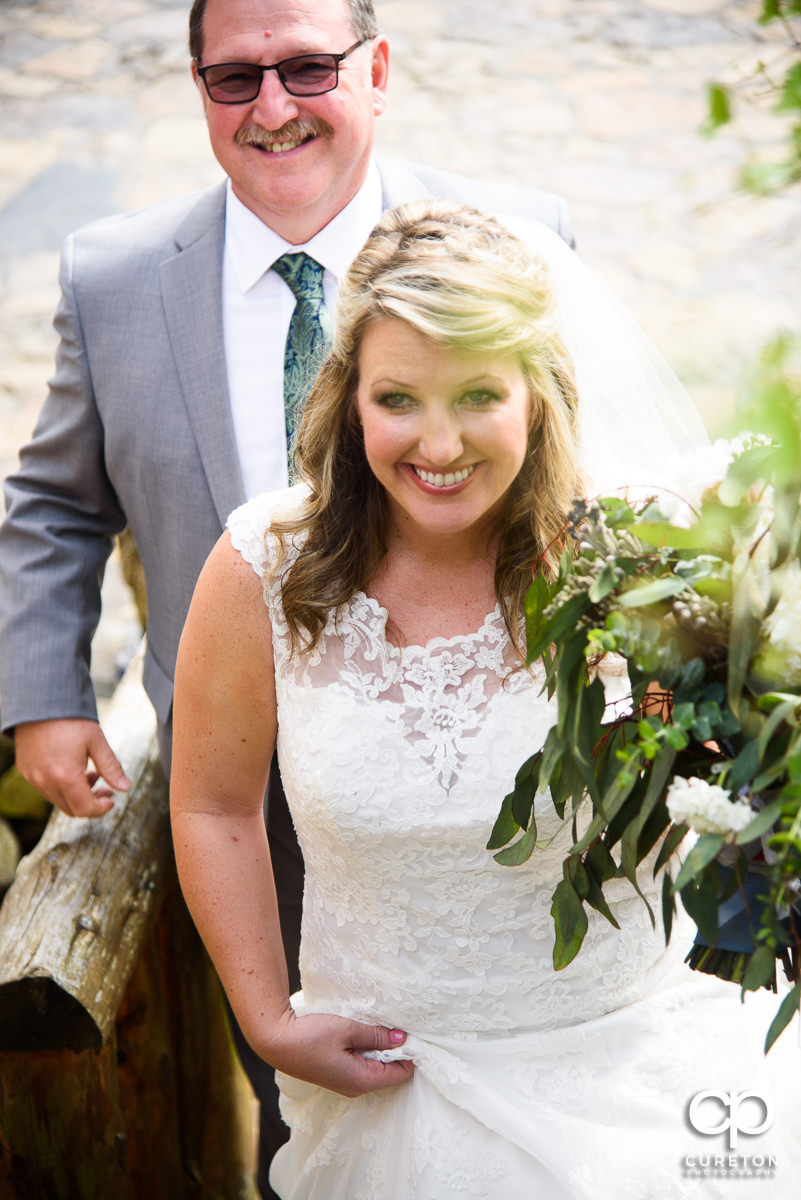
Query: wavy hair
[[271, 199, 580, 659]]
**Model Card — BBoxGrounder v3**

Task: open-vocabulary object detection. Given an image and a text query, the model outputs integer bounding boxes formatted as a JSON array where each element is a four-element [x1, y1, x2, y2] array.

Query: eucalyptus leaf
[[526, 592, 590, 665], [680, 870, 721, 944], [637, 804, 672, 863], [727, 549, 765, 718], [600, 496, 638, 525], [486, 791, 519, 850], [692, 575, 733, 604], [654, 822, 690, 875], [551, 877, 589, 970], [585, 839, 618, 884], [664, 725, 690, 750], [567, 856, 591, 901], [524, 572, 551, 653], [758, 698, 799, 759], [730, 739, 761, 793], [631, 521, 710, 551], [512, 772, 536, 830], [493, 823, 538, 867], [570, 809, 609, 857], [741, 943, 777, 993], [571, 677, 607, 771], [698, 700, 722, 724], [764, 981, 801, 1053], [588, 562, 620, 603], [662, 870, 675, 943], [691, 714, 713, 743], [618, 576, 688, 608], [595, 759, 642, 829], [735, 796, 784, 844], [619, 820, 657, 928], [674, 834, 726, 891], [633, 749, 676, 841], [584, 864, 620, 928], [513, 753, 539, 788], [620, 820, 641, 888], [672, 702, 695, 731], [680, 658, 706, 689]]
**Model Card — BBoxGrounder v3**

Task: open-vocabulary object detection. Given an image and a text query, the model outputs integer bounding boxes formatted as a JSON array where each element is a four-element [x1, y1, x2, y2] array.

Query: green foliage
[[765, 979, 801, 1052], [489, 360, 801, 1047], [703, 1, 801, 191]]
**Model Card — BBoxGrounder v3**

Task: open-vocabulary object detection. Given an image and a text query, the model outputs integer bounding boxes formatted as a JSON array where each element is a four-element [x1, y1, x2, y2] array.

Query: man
[[0, 0, 572, 1194]]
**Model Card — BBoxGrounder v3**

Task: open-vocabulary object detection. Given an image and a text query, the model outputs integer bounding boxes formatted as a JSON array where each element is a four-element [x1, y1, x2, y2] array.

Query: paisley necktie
[[272, 252, 334, 474]]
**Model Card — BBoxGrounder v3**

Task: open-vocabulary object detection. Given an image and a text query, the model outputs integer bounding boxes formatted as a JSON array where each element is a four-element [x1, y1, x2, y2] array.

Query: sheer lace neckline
[[352, 590, 505, 658]]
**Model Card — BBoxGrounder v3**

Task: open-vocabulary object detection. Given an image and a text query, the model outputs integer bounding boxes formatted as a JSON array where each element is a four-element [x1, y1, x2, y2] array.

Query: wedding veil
[[499, 216, 710, 501]]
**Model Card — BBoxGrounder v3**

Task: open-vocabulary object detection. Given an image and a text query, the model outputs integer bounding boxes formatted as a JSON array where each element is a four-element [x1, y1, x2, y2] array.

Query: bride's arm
[[170, 532, 413, 1098]]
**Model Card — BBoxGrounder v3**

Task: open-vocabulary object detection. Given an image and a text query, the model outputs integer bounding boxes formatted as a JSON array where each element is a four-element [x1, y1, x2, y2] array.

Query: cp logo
[[688, 1090, 774, 1150]]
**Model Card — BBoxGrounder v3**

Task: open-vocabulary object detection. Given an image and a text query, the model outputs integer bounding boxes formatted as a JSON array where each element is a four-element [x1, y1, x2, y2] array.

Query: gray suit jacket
[[0, 155, 573, 735]]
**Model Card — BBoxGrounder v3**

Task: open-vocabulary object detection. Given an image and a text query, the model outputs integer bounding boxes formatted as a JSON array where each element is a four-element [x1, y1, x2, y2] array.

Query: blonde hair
[[271, 199, 580, 658]]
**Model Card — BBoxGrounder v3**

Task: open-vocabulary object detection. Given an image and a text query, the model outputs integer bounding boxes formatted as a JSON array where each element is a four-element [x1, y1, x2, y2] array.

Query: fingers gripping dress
[[228, 487, 800, 1200]]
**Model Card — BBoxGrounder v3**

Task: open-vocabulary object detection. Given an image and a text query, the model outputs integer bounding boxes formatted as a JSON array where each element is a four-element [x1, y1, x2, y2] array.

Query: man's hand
[[13, 718, 131, 818]]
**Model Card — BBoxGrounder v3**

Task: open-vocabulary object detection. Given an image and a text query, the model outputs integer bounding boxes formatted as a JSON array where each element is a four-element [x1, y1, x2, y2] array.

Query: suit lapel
[[375, 153, 434, 211], [158, 162, 434, 530], [160, 184, 246, 527]]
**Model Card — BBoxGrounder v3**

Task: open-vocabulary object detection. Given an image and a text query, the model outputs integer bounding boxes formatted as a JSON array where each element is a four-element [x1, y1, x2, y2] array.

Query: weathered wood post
[[0, 648, 257, 1198]]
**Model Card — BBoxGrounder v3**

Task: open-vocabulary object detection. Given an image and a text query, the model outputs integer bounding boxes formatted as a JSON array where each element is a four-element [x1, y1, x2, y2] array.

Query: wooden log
[[0, 880, 257, 1198], [0, 645, 258, 1196], [117, 528, 147, 631], [0, 1038, 134, 1200], [149, 875, 258, 1197], [0, 645, 170, 1051]]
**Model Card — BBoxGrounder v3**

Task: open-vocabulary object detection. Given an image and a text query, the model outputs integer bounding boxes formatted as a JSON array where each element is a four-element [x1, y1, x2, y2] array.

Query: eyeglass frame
[[195, 39, 368, 104]]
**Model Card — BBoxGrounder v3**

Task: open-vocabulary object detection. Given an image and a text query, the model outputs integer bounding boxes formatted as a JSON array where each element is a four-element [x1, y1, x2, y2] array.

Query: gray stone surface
[[1, 0, 799, 700]]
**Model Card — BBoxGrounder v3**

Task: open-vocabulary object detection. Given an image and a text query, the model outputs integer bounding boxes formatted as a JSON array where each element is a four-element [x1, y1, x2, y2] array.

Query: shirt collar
[[224, 159, 383, 293]]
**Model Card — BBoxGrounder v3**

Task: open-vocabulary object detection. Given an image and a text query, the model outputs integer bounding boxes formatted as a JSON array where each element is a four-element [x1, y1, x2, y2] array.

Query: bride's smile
[[355, 317, 532, 543]]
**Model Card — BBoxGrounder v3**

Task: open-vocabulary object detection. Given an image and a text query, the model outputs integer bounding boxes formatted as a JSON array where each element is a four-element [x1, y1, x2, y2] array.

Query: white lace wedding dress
[[228, 487, 800, 1200]]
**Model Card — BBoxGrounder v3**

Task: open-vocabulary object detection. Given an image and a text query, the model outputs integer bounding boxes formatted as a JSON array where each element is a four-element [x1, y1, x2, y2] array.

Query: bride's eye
[[463, 389, 501, 408], [375, 391, 415, 411]]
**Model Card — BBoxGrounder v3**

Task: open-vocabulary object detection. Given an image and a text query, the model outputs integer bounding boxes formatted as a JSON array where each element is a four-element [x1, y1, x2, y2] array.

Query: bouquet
[[489, 344, 801, 1051]]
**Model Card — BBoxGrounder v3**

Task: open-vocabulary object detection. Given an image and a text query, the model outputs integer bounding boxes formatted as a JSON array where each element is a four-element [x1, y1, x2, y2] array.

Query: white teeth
[[412, 465, 475, 488]]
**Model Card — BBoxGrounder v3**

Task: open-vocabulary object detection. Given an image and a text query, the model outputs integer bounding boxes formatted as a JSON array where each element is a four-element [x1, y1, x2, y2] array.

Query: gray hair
[[189, 0, 379, 61]]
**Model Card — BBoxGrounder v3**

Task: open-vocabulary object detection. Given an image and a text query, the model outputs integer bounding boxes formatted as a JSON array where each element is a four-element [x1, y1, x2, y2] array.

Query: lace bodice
[[228, 488, 678, 1038], [228, 490, 799, 1200]]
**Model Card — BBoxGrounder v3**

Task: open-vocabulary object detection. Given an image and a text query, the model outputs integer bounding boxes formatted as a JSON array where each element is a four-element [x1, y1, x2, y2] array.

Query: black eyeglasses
[[196, 40, 367, 104]]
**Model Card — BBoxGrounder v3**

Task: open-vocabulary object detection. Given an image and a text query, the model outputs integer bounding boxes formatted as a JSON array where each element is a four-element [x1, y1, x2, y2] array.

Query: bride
[[170, 200, 798, 1199]]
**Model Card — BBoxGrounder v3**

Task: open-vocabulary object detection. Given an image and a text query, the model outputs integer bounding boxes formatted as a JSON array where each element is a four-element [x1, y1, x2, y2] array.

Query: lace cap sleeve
[[226, 484, 310, 581]]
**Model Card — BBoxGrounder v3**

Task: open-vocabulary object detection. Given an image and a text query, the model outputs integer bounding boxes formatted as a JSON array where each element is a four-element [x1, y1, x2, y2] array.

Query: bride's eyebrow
[[370, 374, 508, 390], [370, 378, 417, 391]]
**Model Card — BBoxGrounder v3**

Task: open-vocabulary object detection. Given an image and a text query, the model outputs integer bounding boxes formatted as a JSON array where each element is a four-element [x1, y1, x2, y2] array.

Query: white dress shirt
[[222, 161, 383, 499]]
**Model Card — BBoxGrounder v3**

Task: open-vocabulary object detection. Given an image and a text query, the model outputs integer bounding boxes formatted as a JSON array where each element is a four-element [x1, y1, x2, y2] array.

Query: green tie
[[272, 252, 334, 472]]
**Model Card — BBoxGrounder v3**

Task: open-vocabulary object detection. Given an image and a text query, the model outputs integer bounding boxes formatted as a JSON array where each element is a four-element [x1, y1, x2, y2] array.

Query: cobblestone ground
[[1, 0, 800, 693]]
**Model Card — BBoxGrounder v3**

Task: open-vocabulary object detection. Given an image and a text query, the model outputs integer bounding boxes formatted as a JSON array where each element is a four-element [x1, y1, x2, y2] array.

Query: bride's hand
[[258, 1009, 415, 1098]]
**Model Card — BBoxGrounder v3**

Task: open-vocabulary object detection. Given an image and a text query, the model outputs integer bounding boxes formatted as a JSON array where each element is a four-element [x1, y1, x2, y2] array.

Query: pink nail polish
[[389, 1029, 405, 1045]]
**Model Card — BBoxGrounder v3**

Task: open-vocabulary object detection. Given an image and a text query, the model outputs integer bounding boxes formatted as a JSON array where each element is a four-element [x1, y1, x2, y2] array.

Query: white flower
[[660, 433, 773, 528], [665, 776, 754, 837], [756, 560, 801, 687], [658, 440, 736, 526]]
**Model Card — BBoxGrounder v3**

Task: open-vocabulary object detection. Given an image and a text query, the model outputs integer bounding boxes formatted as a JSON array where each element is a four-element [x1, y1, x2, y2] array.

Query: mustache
[[235, 117, 333, 149]]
